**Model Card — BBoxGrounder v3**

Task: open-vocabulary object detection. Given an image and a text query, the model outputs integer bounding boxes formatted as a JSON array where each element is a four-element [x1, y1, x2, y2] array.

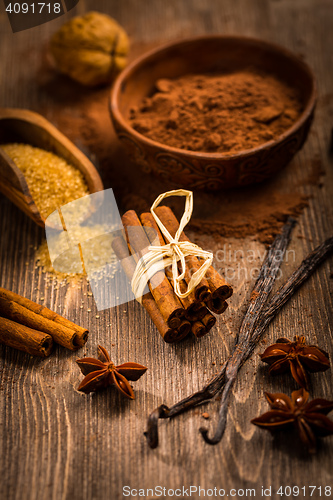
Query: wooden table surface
[[1, 1, 333, 499]]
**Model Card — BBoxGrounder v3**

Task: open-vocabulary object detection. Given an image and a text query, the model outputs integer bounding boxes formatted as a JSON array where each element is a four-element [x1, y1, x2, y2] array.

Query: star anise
[[76, 345, 147, 399], [251, 388, 333, 453], [260, 336, 330, 389]]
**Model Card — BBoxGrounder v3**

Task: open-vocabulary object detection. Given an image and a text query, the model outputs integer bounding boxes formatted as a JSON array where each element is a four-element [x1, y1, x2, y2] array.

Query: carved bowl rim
[[110, 35, 317, 162]]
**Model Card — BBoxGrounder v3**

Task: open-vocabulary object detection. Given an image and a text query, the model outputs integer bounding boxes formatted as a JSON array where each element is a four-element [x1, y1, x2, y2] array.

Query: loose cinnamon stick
[[140, 211, 208, 321], [0, 316, 53, 357], [0, 297, 79, 350], [111, 235, 190, 342], [154, 206, 211, 301], [0, 288, 88, 347], [122, 210, 185, 329]]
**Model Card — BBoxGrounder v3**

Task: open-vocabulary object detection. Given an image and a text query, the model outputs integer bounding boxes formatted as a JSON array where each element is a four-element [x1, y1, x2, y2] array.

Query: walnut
[[50, 11, 129, 87]]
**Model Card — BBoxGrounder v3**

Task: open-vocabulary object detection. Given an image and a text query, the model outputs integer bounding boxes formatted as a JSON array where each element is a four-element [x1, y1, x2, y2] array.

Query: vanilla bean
[[235, 217, 296, 345], [145, 219, 295, 448], [145, 231, 333, 449], [200, 234, 333, 445], [200, 217, 296, 444], [144, 363, 227, 448], [247, 235, 333, 359], [145, 219, 312, 448]]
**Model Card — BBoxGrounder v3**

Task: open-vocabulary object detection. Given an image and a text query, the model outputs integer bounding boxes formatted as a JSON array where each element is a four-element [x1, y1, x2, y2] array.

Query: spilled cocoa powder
[[35, 45, 324, 246], [129, 70, 303, 153]]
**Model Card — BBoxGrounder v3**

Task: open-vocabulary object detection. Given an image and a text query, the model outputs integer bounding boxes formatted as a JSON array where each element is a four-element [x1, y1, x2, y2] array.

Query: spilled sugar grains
[[35, 224, 118, 287]]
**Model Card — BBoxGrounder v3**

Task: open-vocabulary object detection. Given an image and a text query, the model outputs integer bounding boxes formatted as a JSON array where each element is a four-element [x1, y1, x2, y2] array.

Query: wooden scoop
[[0, 108, 104, 227]]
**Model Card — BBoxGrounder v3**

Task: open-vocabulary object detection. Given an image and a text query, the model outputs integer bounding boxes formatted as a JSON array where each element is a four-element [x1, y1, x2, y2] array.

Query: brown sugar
[[1, 143, 89, 219], [129, 70, 303, 153]]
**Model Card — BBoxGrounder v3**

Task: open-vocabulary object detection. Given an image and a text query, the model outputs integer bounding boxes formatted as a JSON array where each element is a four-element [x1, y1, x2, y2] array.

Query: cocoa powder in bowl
[[129, 69, 303, 154]]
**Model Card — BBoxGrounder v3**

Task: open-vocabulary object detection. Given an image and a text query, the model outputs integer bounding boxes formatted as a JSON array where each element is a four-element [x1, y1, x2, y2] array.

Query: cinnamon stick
[[206, 296, 228, 315], [0, 288, 88, 347], [122, 210, 185, 329], [176, 319, 193, 342], [154, 206, 211, 301], [164, 267, 208, 320], [139, 211, 219, 340], [191, 321, 206, 338], [0, 316, 53, 357], [204, 266, 233, 301], [155, 206, 233, 302], [192, 311, 217, 338], [201, 311, 216, 331], [140, 211, 208, 321], [111, 235, 190, 342], [0, 297, 79, 350]]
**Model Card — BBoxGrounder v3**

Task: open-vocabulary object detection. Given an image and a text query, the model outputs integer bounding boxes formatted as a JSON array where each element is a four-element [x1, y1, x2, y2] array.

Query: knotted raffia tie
[[131, 189, 213, 303]]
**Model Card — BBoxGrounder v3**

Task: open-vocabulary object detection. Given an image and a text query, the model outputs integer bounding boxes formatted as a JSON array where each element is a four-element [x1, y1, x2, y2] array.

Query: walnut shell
[[50, 11, 129, 87]]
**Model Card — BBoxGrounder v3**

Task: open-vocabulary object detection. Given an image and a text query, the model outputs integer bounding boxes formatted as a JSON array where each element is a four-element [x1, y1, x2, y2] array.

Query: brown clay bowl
[[110, 36, 316, 191]]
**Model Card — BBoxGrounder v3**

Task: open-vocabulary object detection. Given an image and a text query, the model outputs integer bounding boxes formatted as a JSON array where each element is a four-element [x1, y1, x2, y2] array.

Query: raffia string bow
[[131, 190, 213, 303]]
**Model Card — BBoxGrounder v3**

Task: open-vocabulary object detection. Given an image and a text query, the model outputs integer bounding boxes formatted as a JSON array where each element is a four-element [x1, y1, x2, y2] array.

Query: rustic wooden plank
[[0, 1, 332, 499]]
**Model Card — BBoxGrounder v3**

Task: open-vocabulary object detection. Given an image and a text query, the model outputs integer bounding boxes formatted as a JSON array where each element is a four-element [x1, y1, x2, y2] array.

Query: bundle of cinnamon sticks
[[0, 288, 88, 357], [112, 206, 232, 343]]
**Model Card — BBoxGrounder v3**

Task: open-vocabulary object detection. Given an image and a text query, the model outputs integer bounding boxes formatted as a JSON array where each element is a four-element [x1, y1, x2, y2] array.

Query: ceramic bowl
[[110, 36, 316, 191]]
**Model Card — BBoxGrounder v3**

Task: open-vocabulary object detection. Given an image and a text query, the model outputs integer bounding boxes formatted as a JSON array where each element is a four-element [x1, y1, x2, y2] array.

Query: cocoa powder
[[129, 70, 303, 153], [37, 49, 323, 246]]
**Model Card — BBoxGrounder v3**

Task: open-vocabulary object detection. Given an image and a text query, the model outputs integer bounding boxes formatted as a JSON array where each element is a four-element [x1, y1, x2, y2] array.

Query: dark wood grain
[[0, 1, 332, 499]]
